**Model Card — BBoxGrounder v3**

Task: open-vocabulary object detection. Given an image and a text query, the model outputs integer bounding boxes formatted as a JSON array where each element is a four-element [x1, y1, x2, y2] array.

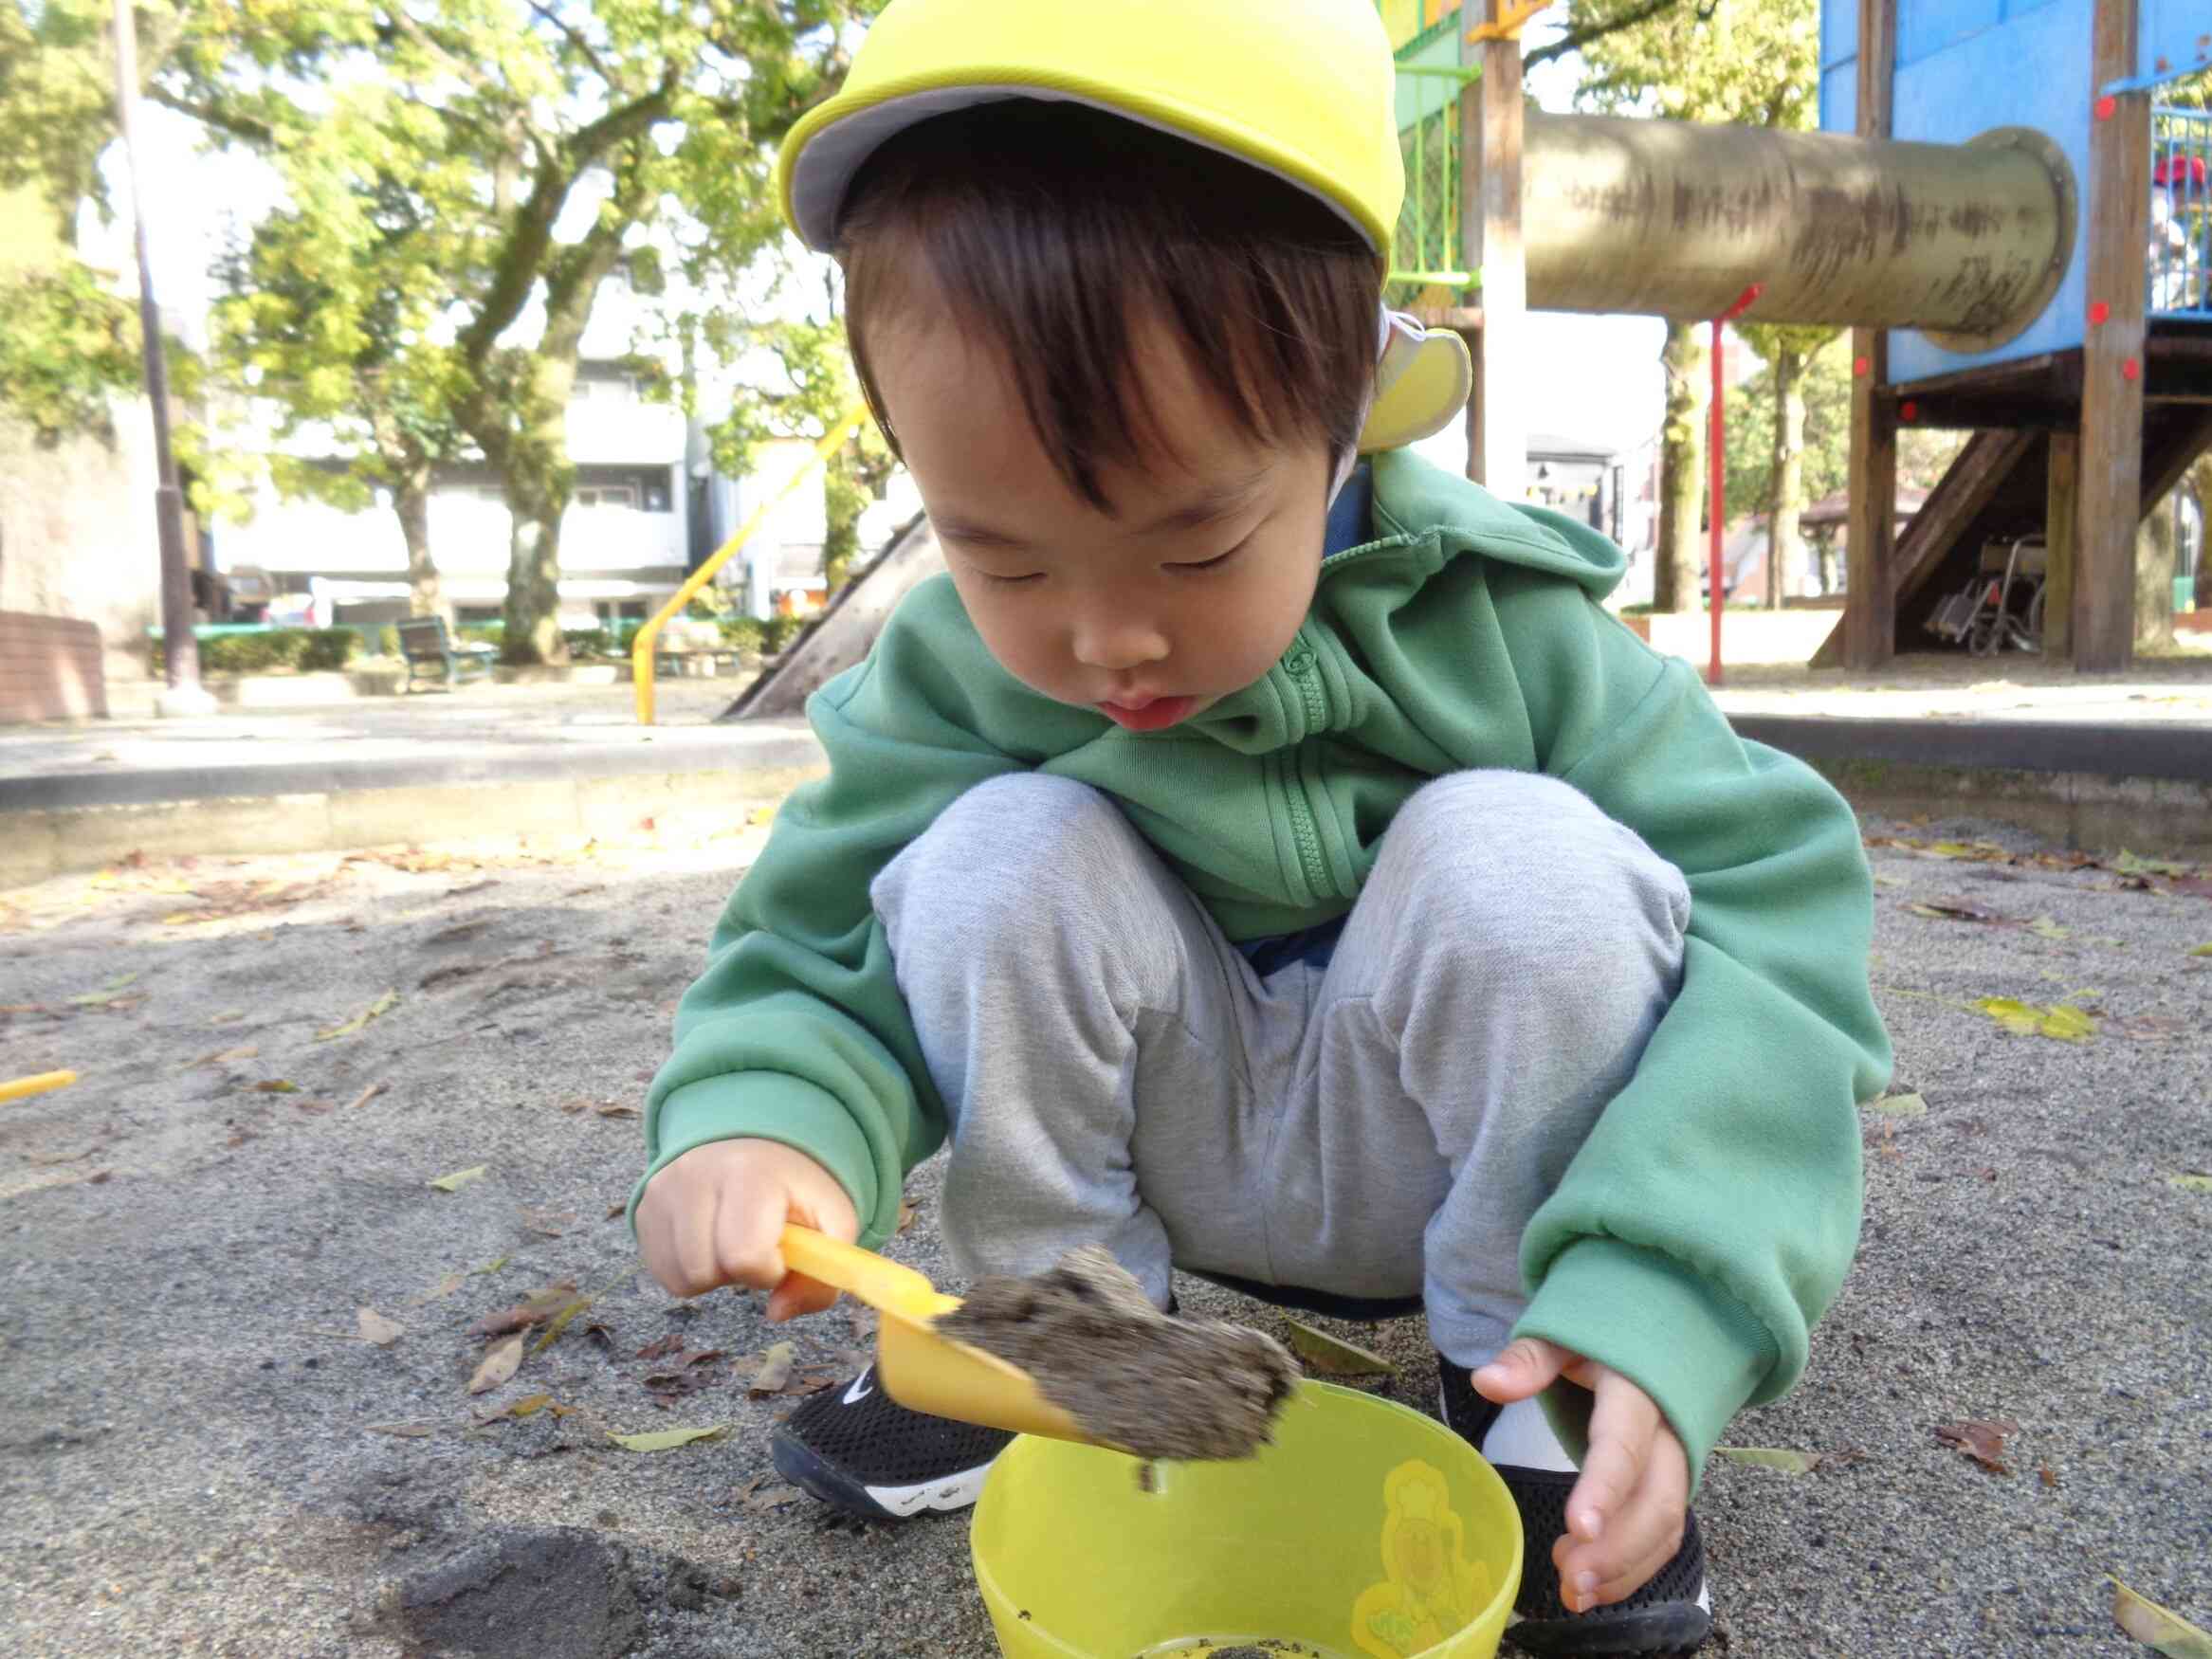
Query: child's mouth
[[1097, 694, 1197, 732]]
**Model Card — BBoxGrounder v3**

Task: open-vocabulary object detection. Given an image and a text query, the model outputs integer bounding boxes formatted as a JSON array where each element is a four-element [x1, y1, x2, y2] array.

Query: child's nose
[[1071, 611, 1171, 671]]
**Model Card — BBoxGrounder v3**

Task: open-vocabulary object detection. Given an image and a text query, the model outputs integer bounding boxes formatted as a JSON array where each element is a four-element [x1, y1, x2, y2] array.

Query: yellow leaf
[[318, 989, 400, 1041], [428, 1164, 487, 1192], [2168, 1173, 2212, 1195], [2111, 1577, 2212, 1657], [2027, 918, 2073, 941], [356, 1307, 405, 1346], [608, 1425, 727, 1452], [1866, 1092, 1928, 1118], [2189, 945, 2212, 958], [1283, 1318, 1397, 1376], [467, 1334, 523, 1395], [1972, 997, 2043, 1036], [2038, 1004, 2097, 1043], [1712, 1446, 1825, 1473], [67, 971, 140, 1006]]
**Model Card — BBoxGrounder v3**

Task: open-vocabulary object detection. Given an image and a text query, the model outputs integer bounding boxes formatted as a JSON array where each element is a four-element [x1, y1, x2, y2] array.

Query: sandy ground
[[2, 809, 2208, 1658]]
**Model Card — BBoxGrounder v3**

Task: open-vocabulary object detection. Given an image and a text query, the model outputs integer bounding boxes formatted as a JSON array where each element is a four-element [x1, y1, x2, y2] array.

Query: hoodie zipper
[[1280, 644, 1330, 900]]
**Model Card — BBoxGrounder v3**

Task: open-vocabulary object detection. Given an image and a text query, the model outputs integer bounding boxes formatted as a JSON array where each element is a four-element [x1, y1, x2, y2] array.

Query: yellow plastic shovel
[[778, 1224, 1095, 1446]]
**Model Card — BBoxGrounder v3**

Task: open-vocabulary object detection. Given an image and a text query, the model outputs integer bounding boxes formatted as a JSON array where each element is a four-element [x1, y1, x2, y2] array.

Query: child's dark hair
[[838, 101, 1384, 511]]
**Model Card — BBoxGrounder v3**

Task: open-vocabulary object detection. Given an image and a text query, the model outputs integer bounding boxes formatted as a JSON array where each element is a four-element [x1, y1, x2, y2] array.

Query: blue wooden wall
[[2136, 0, 2210, 90], [1819, 0, 2094, 383]]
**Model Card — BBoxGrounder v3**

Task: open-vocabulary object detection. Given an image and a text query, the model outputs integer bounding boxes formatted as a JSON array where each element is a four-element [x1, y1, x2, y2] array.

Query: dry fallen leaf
[[636, 1333, 686, 1361], [67, 972, 141, 1006], [1711, 1446, 1836, 1474], [414, 1271, 467, 1304], [2027, 917, 2073, 941], [1934, 1418, 2017, 1475], [184, 1045, 259, 1069], [468, 1281, 582, 1339], [608, 1425, 726, 1452], [519, 1206, 577, 1238], [1866, 1092, 1928, 1118], [1905, 899, 2009, 924], [529, 1295, 594, 1356], [467, 1334, 524, 1395], [746, 1341, 797, 1396], [595, 1103, 640, 1121], [356, 1307, 405, 1347], [897, 1199, 918, 1233], [476, 1392, 555, 1425], [344, 1082, 387, 1110], [1283, 1318, 1398, 1377], [2111, 1577, 2212, 1657], [318, 990, 399, 1041], [743, 1483, 806, 1511], [365, 1423, 434, 1439], [428, 1164, 488, 1192], [251, 1079, 302, 1095], [2038, 1465, 2059, 1488]]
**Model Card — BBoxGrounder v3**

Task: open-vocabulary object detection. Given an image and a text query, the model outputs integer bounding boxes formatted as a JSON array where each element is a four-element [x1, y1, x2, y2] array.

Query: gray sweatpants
[[870, 771, 1690, 1370]]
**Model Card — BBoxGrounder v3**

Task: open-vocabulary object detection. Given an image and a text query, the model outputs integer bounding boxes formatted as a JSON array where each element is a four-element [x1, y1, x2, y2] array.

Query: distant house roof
[[1801, 486, 1929, 530], [1527, 432, 1618, 463]]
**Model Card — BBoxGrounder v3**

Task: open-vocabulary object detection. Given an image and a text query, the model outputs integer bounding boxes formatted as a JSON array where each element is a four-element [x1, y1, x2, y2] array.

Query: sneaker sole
[[1504, 1593, 1713, 1656], [769, 1429, 994, 1522]]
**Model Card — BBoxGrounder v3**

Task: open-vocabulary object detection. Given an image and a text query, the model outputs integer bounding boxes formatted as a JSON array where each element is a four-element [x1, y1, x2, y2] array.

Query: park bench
[[396, 616, 497, 693]]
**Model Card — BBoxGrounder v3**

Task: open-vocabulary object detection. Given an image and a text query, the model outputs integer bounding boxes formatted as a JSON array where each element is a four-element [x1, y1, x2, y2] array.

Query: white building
[[214, 359, 696, 632]]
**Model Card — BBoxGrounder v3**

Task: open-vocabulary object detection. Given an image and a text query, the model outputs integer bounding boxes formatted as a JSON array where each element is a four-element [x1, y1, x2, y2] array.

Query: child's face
[[871, 305, 1333, 731]]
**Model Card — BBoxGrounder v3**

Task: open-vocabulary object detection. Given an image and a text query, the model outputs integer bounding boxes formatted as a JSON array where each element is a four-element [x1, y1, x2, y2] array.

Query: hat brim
[[1359, 328, 1472, 453]]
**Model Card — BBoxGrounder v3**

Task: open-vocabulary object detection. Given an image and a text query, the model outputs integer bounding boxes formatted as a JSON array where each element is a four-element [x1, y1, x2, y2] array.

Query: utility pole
[[111, 0, 213, 717]]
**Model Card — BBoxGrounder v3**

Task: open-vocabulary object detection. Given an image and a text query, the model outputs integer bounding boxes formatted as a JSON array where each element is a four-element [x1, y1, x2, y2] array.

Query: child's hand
[[635, 1138, 860, 1321], [1473, 1339, 1690, 1614]]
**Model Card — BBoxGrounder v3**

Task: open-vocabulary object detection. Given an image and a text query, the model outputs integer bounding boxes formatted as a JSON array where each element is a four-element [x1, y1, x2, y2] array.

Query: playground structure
[[704, 0, 2212, 724], [1392, 0, 2211, 674]]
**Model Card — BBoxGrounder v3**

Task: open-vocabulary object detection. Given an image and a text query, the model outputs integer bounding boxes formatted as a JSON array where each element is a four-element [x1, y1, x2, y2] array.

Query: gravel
[[0, 810, 2206, 1656]]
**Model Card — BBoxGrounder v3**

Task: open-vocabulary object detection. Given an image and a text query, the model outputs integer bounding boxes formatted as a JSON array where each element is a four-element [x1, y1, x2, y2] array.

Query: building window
[[575, 484, 640, 510]]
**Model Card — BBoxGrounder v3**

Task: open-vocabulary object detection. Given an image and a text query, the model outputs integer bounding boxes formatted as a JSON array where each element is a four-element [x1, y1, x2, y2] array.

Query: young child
[[633, 3, 1890, 1651]]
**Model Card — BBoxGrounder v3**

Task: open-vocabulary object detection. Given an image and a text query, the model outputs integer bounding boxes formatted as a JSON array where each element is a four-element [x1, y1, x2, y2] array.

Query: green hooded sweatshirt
[[639, 447, 1892, 1475]]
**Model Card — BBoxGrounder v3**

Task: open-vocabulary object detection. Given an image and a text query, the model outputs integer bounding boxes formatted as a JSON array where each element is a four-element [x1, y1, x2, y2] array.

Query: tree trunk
[[1768, 348, 1806, 610], [392, 473, 449, 629], [503, 495, 569, 665], [2134, 488, 2177, 651], [1655, 319, 1707, 613]]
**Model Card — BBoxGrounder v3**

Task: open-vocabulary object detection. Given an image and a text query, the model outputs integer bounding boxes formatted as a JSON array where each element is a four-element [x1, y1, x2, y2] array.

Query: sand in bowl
[[935, 1247, 1300, 1463]]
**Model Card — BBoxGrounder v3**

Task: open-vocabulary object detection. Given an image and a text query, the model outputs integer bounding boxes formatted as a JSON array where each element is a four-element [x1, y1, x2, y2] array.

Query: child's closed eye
[[1165, 540, 1248, 575]]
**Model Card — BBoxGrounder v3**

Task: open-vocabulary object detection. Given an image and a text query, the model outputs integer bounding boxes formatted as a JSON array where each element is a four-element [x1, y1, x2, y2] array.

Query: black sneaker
[[770, 1366, 1013, 1521], [1438, 1358, 1713, 1656]]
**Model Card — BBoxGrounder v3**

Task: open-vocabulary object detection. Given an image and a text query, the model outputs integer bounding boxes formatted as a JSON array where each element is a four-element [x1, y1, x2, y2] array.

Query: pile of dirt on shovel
[[935, 1247, 1299, 1462]]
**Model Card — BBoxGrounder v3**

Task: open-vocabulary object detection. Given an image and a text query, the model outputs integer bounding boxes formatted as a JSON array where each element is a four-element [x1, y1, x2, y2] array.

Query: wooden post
[[2075, 0, 2149, 672], [1841, 0, 1897, 670], [2043, 430, 2078, 660], [1462, 0, 1525, 500]]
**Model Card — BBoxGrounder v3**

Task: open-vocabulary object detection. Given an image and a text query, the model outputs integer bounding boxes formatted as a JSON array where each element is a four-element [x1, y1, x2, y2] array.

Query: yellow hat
[[777, 0, 1472, 453]]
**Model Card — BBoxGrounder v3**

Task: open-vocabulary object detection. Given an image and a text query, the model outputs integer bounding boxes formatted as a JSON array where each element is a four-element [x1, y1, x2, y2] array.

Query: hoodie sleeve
[[1484, 565, 1892, 1480], [631, 583, 1026, 1249]]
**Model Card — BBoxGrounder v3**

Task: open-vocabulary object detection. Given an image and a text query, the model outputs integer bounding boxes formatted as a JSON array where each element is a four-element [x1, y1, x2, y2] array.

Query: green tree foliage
[[686, 270, 893, 598], [6, 0, 874, 663], [1729, 322, 1840, 605]]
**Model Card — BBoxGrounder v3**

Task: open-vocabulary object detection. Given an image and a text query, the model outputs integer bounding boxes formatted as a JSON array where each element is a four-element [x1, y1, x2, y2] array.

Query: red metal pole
[[1707, 284, 1764, 688]]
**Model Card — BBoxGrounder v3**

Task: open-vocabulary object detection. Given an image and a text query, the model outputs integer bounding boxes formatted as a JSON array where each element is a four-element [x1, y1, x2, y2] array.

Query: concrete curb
[[8, 716, 2211, 888], [0, 733, 828, 888], [1731, 716, 2212, 855]]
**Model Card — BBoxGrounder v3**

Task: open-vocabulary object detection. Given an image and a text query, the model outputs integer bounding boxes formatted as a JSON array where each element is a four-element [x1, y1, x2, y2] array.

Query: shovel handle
[[779, 1224, 950, 1320]]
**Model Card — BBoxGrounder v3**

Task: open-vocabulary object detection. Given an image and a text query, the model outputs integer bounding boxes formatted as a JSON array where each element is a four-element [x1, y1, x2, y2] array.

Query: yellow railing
[[632, 407, 869, 726]]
